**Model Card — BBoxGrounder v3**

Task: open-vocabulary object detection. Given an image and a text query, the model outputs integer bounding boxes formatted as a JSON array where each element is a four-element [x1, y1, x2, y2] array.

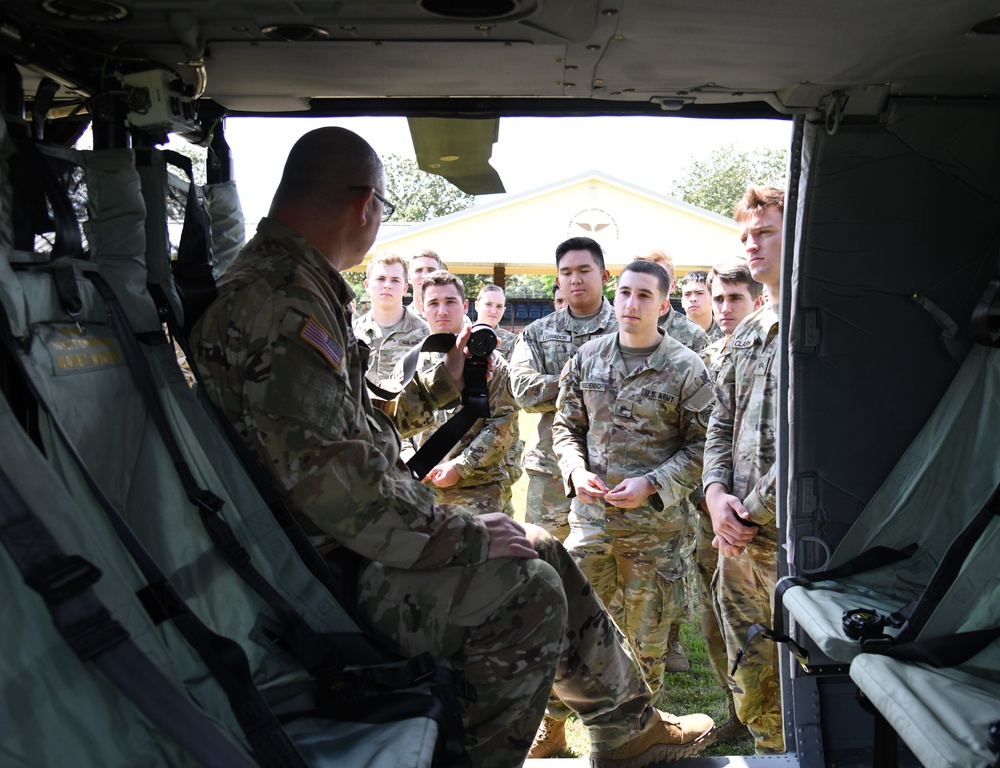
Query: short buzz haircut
[[409, 249, 444, 273], [707, 258, 764, 300], [551, 283, 562, 297], [620, 259, 671, 297], [365, 251, 406, 278], [733, 185, 785, 224], [555, 237, 605, 271], [477, 284, 505, 301], [633, 249, 675, 282], [679, 270, 708, 288], [420, 270, 465, 301]]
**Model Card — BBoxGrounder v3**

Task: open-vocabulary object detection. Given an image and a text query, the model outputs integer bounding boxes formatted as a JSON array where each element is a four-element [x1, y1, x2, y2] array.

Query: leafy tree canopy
[[383, 154, 477, 221], [672, 145, 788, 218]]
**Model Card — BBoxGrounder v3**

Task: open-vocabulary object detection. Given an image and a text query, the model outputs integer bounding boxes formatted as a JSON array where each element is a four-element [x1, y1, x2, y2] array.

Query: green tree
[[672, 145, 788, 218], [383, 154, 477, 221]]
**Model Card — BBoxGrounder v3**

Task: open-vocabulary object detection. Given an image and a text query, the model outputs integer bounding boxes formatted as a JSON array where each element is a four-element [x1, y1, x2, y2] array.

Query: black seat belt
[[161, 149, 217, 337], [0, 464, 257, 768], [738, 476, 1000, 673]]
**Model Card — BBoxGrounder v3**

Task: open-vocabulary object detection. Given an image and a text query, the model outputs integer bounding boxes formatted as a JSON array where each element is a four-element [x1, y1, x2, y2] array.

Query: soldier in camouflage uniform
[[553, 260, 715, 704], [393, 272, 518, 516], [680, 270, 725, 343], [631, 249, 710, 672], [703, 186, 786, 755], [696, 259, 764, 744], [634, 250, 711, 355], [472, 284, 523, 505], [509, 237, 618, 543], [474, 284, 518, 360], [192, 127, 715, 768], [407, 249, 444, 318], [352, 252, 428, 384]]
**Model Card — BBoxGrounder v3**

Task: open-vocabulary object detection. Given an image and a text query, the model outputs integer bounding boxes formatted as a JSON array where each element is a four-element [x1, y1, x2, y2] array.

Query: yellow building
[[357, 170, 743, 282]]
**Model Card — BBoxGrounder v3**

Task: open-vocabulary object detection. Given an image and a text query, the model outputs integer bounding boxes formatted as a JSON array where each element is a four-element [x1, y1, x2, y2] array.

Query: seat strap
[[735, 543, 917, 673], [90, 270, 343, 675], [0, 464, 258, 768]]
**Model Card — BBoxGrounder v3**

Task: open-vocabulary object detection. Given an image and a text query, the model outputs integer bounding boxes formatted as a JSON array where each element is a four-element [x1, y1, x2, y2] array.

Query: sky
[[213, 115, 794, 225]]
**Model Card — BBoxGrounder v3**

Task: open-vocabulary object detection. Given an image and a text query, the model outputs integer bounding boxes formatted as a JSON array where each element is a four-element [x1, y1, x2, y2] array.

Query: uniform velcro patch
[[300, 316, 343, 370]]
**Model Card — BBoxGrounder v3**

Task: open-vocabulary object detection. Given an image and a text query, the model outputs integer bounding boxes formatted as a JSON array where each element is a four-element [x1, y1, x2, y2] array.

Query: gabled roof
[[362, 170, 742, 275]]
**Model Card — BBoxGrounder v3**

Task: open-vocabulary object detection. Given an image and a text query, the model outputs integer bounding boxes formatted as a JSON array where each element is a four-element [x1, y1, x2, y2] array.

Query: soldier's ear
[[601, 269, 610, 285]]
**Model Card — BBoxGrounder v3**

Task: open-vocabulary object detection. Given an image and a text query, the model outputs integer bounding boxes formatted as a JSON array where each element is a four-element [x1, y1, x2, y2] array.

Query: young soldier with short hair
[[393, 271, 518, 516], [703, 186, 786, 755], [554, 259, 715, 707], [353, 252, 428, 383]]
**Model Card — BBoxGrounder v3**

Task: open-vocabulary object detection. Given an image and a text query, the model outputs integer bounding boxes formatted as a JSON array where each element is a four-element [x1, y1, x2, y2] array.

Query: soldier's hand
[[712, 534, 746, 558], [427, 462, 460, 488], [705, 482, 759, 547], [604, 476, 655, 509], [571, 469, 609, 504], [482, 513, 538, 560]]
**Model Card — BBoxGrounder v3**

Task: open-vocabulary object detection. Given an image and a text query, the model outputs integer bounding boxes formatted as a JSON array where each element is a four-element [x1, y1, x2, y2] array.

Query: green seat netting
[[0, 391, 251, 766], [782, 343, 1000, 662]]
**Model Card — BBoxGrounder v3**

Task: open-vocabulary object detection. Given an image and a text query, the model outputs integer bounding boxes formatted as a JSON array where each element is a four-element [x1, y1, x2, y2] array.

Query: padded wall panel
[[788, 99, 1000, 567]]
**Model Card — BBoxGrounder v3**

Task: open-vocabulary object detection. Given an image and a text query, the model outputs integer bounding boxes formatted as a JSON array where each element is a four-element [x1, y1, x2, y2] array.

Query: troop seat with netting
[[0, 114, 469, 766]]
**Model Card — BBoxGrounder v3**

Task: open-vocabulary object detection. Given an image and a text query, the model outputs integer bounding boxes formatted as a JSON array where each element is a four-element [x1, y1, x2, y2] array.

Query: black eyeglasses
[[348, 185, 396, 222]]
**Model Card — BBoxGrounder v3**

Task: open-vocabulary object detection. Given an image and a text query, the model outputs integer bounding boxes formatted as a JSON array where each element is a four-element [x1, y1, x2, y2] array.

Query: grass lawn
[[510, 411, 754, 758]]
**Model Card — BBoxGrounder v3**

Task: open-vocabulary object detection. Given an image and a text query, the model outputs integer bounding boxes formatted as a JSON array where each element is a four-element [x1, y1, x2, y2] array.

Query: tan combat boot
[[590, 710, 715, 767], [528, 715, 567, 759], [661, 624, 690, 673]]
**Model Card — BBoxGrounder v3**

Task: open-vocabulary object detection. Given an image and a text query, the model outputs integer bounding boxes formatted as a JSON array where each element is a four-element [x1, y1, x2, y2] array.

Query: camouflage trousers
[[357, 524, 654, 767], [524, 469, 571, 542], [434, 481, 513, 517], [564, 511, 691, 702], [714, 526, 785, 754], [694, 502, 730, 692]]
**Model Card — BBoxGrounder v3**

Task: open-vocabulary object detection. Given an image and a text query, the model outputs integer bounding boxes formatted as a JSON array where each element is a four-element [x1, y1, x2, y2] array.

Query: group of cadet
[[190, 125, 784, 767]]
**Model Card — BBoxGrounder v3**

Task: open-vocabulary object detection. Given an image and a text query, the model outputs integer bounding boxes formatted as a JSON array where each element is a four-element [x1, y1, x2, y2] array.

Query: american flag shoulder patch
[[300, 316, 344, 370]]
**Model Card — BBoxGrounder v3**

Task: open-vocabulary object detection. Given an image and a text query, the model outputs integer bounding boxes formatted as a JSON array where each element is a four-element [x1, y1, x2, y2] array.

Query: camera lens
[[468, 323, 498, 357]]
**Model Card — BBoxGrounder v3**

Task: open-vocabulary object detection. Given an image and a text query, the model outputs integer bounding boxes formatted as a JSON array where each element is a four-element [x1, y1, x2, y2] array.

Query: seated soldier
[[191, 126, 715, 768], [393, 271, 517, 516]]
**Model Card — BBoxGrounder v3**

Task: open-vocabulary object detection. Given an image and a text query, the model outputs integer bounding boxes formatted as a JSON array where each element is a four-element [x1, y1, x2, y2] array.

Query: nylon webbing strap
[[361, 332, 493, 481], [892, 483, 1000, 646], [971, 238, 1000, 348], [89, 271, 343, 675], [162, 149, 216, 335], [735, 544, 918, 673], [0, 291, 307, 768], [364, 332, 456, 402], [0, 466, 257, 768]]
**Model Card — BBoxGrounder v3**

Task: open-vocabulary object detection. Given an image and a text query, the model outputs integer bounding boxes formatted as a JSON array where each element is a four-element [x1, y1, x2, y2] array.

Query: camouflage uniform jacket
[[392, 350, 517, 488], [352, 305, 428, 385], [705, 319, 725, 344], [702, 334, 730, 381], [495, 326, 518, 361], [509, 299, 618, 475], [191, 217, 491, 570], [552, 330, 715, 531], [702, 302, 779, 527], [658, 304, 711, 354]]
